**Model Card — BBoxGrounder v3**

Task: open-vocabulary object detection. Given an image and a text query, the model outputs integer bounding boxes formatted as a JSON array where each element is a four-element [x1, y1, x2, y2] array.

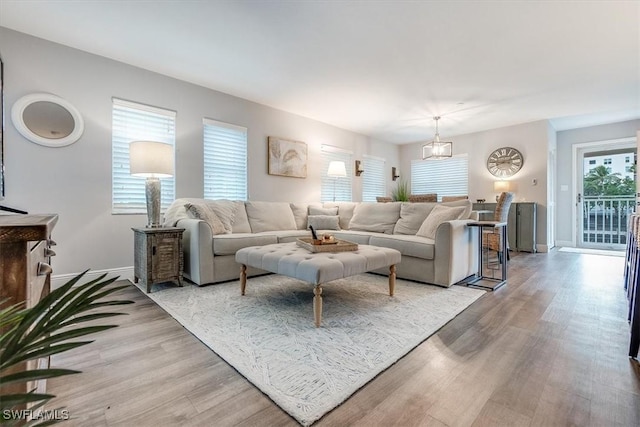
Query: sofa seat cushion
[[331, 230, 374, 245], [213, 233, 278, 256], [369, 234, 435, 260], [255, 230, 310, 243]]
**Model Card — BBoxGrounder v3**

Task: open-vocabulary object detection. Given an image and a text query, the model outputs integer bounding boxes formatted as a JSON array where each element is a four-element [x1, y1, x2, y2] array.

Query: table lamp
[[130, 141, 174, 228]]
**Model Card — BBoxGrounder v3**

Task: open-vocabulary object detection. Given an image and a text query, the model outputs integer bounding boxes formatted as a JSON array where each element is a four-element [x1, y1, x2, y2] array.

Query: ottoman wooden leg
[[313, 284, 323, 327], [240, 264, 247, 295], [389, 265, 396, 296]]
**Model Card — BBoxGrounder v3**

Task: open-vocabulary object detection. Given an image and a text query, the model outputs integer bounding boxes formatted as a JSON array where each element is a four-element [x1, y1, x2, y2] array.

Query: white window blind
[[112, 98, 176, 214], [411, 154, 468, 201], [321, 146, 352, 202], [203, 119, 247, 200], [362, 156, 386, 202]]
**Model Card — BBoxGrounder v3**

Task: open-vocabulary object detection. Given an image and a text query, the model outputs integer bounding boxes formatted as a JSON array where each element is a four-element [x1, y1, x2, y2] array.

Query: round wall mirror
[[11, 93, 84, 147]]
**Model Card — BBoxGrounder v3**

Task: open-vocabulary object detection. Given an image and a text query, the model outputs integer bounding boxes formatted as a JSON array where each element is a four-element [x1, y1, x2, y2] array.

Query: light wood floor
[[48, 250, 640, 426]]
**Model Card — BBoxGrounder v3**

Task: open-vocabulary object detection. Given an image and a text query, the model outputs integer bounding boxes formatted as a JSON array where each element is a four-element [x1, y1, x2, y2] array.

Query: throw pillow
[[393, 202, 437, 235], [309, 206, 338, 216], [348, 202, 401, 234], [185, 202, 227, 235], [416, 205, 467, 239], [441, 199, 473, 219], [307, 215, 340, 231], [204, 199, 240, 233], [323, 202, 357, 230]]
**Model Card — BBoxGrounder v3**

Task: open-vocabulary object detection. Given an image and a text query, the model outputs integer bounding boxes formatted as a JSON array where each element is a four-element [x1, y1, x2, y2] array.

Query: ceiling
[[1, 1, 638, 144]]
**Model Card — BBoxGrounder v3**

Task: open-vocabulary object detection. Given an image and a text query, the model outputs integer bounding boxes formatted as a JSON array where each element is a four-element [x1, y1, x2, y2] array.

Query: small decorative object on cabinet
[[0, 214, 58, 404], [472, 202, 537, 252], [133, 227, 184, 292]]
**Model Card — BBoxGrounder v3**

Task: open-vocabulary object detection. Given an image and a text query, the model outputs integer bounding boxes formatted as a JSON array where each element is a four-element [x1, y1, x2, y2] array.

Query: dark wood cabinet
[[473, 202, 537, 252], [133, 227, 184, 292], [0, 214, 58, 403]]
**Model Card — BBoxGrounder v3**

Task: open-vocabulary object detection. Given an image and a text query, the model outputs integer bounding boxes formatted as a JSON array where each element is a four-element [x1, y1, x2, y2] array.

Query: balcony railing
[[583, 195, 635, 245]]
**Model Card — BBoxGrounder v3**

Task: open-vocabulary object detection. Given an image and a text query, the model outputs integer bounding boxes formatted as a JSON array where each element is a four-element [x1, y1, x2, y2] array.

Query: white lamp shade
[[493, 180, 511, 192], [327, 161, 347, 177], [130, 141, 174, 178]]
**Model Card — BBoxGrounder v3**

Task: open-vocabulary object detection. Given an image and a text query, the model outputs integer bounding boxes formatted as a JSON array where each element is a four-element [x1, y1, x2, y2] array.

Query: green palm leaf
[[0, 270, 134, 420]]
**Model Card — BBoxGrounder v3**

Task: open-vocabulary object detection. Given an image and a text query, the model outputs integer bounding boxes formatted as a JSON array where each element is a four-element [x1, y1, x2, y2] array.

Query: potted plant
[[391, 178, 410, 202], [0, 271, 133, 424]]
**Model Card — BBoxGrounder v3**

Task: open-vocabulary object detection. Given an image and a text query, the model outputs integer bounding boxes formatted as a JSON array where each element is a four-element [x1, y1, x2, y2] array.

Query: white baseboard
[[555, 240, 574, 248], [535, 244, 549, 253], [52, 266, 134, 290]]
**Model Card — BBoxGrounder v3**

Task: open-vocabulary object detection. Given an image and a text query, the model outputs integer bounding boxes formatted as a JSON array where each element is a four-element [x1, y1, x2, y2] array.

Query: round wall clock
[[487, 147, 523, 178]]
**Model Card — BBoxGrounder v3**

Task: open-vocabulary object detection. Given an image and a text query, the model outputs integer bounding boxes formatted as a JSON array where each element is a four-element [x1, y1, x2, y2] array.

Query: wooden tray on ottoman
[[296, 237, 358, 253]]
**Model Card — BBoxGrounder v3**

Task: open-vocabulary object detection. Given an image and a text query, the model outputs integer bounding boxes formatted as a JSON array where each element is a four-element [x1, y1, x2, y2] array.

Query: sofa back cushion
[[231, 201, 252, 233], [348, 202, 401, 234], [290, 203, 310, 230], [245, 201, 297, 233]]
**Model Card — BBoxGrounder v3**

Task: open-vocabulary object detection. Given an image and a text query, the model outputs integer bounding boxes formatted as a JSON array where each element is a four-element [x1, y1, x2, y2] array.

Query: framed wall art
[[268, 136, 307, 178]]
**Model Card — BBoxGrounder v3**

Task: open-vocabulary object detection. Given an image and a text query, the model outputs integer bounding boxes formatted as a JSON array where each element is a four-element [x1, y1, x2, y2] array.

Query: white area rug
[[135, 274, 484, 425], [558, 247, 625, 257]]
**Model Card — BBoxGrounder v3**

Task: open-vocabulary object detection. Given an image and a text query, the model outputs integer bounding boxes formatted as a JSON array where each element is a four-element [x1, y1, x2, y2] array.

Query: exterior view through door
[[577, 140, 636, 250]]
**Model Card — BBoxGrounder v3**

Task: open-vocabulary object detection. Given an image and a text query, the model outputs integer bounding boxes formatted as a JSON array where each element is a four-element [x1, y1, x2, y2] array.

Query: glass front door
[[577, 142, 636, 250]]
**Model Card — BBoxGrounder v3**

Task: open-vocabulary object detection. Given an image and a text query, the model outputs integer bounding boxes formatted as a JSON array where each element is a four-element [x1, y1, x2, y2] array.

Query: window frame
[[361, 155, 386, 202], [111, 98, 176, 214], [411, 154, 469, 202], [203, 118, 248, 201]]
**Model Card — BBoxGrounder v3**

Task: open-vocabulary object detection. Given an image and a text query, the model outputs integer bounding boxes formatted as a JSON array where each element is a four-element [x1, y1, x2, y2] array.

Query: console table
[[472, 202, 537, 252], [0, 214, 58, 403]]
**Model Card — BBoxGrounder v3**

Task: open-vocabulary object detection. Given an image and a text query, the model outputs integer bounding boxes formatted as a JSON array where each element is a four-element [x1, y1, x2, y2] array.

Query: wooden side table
[[466, 220, 508, 291], [133, 227, 184, 293]]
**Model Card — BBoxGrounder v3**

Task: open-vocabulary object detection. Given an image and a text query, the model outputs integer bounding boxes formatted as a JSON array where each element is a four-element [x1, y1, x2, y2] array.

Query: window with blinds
[[411, 154, 468, 201], [362, 156, 386, 202], [203, 119, 247, 200], [321, 146, 352, 202], [112, 98, 176, 214]]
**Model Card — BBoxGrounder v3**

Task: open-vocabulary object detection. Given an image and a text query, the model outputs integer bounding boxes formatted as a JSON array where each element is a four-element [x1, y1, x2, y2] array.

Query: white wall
[[555, 119, 640, 245], [399, 120, 551, 249], [0, 28, 399, 276]]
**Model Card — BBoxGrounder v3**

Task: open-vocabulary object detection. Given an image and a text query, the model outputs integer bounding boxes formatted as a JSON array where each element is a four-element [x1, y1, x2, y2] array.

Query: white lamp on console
[[130, 140, 174, 228]]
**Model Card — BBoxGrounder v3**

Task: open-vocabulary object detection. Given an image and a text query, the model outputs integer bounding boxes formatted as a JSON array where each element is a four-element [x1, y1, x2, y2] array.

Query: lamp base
[[145, 177, 162, 228]]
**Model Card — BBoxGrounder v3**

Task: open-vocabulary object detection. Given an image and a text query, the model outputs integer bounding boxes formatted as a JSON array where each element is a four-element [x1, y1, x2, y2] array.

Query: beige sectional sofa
[[163, 198, 479, 288]]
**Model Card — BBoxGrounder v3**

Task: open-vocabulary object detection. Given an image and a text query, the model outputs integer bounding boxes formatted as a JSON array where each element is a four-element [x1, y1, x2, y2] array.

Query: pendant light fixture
[[422, 116, 453, 160]]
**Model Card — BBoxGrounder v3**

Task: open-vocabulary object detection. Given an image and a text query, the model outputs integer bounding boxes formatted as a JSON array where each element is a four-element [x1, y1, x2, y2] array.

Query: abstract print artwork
[[268, 136, 307, 178]]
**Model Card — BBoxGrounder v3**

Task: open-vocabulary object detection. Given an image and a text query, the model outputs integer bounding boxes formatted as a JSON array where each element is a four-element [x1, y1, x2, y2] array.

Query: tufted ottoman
[[235, 242, 402, 327]]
